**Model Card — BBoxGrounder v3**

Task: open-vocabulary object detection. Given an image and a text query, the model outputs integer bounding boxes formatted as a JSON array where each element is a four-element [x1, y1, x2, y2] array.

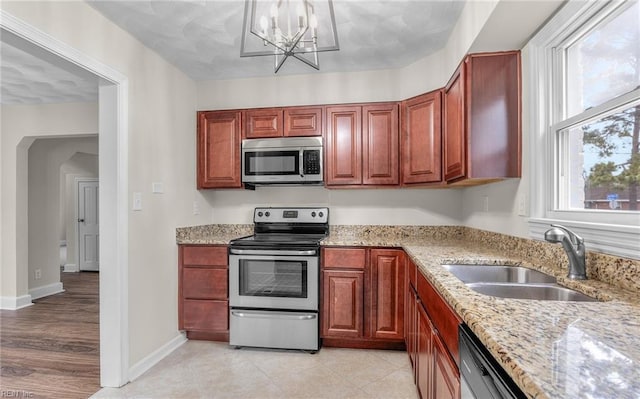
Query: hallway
[[0, 272, 100, 398]]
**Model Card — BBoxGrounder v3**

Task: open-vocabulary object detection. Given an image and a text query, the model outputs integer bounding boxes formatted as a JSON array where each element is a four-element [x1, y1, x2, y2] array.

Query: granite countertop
[[177, 224, 640, 399]]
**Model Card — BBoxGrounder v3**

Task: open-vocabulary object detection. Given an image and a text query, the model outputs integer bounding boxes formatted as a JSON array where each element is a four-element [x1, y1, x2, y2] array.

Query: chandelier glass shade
[[240, 0, 340, 73]]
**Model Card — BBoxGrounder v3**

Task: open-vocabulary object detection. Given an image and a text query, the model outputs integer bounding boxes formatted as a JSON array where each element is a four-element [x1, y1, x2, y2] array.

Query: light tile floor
[[91, 341, 419, 398]]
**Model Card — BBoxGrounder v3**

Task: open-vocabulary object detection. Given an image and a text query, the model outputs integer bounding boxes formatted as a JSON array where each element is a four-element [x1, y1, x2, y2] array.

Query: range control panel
[[253, 207, 329, 224]]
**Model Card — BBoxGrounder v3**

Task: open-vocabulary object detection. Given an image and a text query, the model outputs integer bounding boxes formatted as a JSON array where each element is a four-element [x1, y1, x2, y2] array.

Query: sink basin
[[442, 264, 598, 302], [466, 283, 598, 302], [442, 264, 557, 284]]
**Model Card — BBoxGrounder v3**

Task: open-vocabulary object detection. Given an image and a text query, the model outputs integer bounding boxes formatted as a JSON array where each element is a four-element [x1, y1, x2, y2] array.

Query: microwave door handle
[[299, 150, 304, 177]]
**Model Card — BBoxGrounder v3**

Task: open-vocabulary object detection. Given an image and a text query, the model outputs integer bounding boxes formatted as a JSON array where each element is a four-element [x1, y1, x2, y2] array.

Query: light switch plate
[[133, 192, 142, 211]]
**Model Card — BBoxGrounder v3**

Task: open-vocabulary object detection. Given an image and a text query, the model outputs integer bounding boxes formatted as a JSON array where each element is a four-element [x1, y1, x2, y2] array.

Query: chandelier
[[240, 0, 340, 73]]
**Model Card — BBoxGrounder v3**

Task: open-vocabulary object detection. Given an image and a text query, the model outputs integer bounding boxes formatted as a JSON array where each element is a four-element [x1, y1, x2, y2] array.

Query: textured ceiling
[[0, 30, 99, 105], [88, 0, 466, 80], [0, 1, 465, 105]]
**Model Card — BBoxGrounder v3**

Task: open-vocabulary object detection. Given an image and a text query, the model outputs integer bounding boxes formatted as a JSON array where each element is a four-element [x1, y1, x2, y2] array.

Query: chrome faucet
[[544, 224, 587, 280]]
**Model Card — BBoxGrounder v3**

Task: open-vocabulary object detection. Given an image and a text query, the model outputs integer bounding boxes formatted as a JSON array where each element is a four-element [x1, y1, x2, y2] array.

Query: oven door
[[229, 250, 318, 311]]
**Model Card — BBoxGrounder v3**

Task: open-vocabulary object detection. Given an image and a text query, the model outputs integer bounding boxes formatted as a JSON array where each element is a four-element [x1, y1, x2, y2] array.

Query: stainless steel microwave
[[241, 137, 323, 185]]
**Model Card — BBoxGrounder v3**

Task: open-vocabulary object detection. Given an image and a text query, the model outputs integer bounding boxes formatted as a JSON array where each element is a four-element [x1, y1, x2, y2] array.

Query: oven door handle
[[231, 310, 317, 320], [229, 249, 317, 256]]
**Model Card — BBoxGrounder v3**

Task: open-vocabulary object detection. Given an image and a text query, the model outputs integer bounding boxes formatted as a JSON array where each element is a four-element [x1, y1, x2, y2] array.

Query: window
[[528, 0, 640, 259]]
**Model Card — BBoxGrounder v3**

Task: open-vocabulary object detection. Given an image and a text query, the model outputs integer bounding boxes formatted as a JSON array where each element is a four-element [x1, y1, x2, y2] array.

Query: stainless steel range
[[228, 207, 328, 352]]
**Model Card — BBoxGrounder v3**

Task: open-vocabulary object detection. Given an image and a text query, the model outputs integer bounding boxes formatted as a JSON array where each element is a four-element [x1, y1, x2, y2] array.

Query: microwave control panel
[[303, 150, 322, 175]]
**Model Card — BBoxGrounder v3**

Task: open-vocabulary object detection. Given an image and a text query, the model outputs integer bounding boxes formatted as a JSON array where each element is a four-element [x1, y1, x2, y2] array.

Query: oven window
[[245, 151, 299, 175], [239, 259, 308, 298]]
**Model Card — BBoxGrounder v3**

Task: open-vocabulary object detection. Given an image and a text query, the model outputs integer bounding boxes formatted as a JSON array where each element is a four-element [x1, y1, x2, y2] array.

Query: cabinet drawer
[[323, 248, 366, 269], [183, 299, 228, 331], [182, 246, 227, 266], [183, 268, 227, 299]]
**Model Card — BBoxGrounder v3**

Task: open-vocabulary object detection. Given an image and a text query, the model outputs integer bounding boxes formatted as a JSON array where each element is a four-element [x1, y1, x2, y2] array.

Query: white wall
[[1, 102, 98, 303], [28, 137, 98, 291], [0, 1, 202, 369], [207, 187, 462, 225]]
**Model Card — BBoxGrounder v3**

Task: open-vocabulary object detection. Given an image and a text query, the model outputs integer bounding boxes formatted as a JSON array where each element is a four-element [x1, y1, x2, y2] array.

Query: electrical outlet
[[35, 269, 42, 280], [192, 200, 200, 215], [482, 195, 489, 212], [152, 182, 164, 193]]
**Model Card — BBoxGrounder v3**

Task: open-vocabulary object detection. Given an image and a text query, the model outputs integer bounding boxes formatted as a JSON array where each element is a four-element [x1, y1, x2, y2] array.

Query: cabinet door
[[245, 108, 283, 138], [406, 285, 418, 374], [284, 107, 322, 137], [443, 62, 466, 182], [417, 302, 434, 399], [466, 52, 521, 179], [325, 106, 362, 185], [433, 332, 460, 399], [197, 110, 242, 188], [362, 103, 399, 185], [322, 270, 364, 338], [369, 249, 404, 340], [402, 91, 442, 184]]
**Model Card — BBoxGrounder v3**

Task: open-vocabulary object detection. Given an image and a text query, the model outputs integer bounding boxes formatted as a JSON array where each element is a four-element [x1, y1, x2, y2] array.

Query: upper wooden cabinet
[[245, 108, 282, 138], [401, 90, 442, 185], [197, 110, 242, 189], [325, 105, 363, 185], [245, 106, 322, 138], [325, 103, 399, 187], [284, 107, 323, 137], [444, 51, 521, 185]]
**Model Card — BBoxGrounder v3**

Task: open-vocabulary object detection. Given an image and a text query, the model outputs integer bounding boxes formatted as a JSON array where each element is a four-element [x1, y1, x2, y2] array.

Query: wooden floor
[[1, 272, 100, 399]]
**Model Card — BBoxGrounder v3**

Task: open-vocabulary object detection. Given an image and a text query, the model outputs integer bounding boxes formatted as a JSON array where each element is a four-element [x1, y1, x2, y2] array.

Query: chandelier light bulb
[[270, 4, 278, 29], [260, 15, 268, 35]]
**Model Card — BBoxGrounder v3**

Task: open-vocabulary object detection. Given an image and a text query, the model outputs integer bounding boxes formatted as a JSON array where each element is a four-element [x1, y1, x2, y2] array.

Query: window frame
[[527, 0, 640, 260]]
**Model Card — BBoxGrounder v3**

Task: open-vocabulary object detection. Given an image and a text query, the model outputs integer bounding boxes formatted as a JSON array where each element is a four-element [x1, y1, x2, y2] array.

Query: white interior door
[[78, 180, 99, 271]]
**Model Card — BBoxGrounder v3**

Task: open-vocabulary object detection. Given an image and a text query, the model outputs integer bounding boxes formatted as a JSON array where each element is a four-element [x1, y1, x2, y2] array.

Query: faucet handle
[[551, 224, 583, 245]]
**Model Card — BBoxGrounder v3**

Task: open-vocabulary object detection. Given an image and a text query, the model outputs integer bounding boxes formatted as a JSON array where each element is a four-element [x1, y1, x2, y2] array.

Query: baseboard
[[1, 295, 33, 310], [63, 263, 79, 272], [29, 282, 64, 300], [128, 332, 187, 381]]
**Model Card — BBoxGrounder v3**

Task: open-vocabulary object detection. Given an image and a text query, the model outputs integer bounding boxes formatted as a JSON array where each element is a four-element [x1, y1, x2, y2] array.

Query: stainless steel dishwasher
[[459, 324, 526, 399]]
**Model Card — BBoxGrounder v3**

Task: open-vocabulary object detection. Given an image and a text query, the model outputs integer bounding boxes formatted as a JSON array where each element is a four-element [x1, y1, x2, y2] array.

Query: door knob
[[78, 219, 85, 223]]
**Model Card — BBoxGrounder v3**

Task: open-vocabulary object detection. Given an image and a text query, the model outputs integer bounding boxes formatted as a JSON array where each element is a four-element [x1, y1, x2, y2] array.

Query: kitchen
[[1, 0, 639, 398]]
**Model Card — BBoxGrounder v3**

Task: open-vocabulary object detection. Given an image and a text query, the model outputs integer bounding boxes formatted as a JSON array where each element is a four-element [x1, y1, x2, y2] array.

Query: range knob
[[265, 211, 270, 217], [319, 211, 324, 218], [257, 211, 263, 217], [311, 211, 317, 217]]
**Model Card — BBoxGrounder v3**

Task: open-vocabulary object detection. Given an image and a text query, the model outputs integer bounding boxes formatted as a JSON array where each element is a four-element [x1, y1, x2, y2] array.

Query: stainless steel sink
[[442, 264, 598, 302], [466, 283, 598, 302], [442, 264, 557, 284]]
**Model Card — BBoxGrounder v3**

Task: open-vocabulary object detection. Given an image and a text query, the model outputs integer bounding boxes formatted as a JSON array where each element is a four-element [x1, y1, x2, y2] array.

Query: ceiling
[[87, 0, 466, 80], [1, 1, 466, 104], [0, 29, 99, 105]]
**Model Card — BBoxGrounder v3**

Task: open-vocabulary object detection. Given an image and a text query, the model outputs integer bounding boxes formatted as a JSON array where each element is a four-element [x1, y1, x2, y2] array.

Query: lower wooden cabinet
[[407, 259, 461, 399], [178, 245, 229, 341], [321, 247, 405, 349], [322, 270, 364, 338]]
